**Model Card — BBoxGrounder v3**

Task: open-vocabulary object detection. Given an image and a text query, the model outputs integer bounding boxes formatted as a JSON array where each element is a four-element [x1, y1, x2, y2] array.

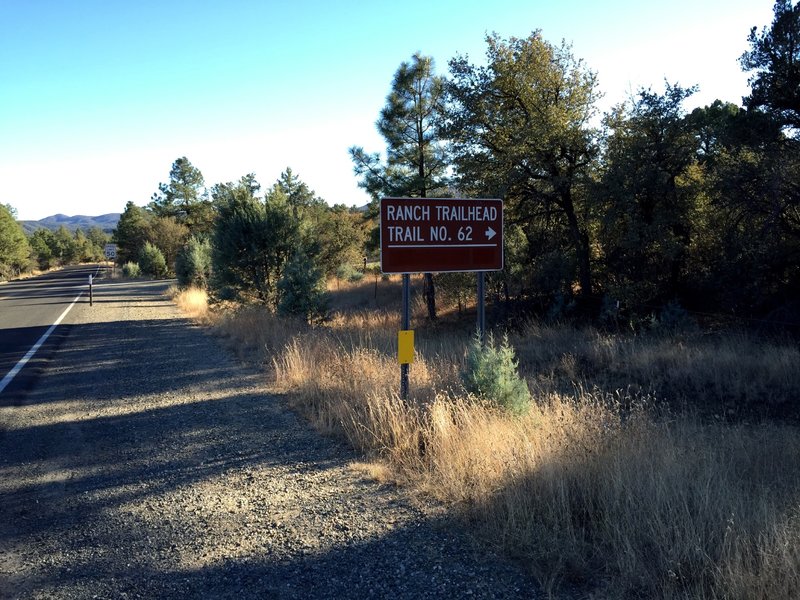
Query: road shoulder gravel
[[0, 276, 538, 599]]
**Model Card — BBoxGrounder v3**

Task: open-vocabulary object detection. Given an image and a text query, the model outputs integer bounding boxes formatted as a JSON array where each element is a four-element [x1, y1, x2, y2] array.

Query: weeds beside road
[[175, 277, 800, 599]]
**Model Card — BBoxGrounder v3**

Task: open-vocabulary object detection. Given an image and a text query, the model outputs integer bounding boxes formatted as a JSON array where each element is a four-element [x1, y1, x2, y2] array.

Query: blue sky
[[1, 0, 775, 220]]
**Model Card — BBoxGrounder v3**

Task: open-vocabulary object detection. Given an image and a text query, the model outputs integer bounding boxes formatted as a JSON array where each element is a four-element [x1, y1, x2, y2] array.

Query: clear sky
[[1, 0, 775, 221]]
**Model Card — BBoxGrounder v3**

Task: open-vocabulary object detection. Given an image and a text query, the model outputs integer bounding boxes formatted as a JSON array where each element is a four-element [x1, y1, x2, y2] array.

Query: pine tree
[[176, 236, 212, 288], [211, 177, 298, 306], [149, 157, 214, 234], [138, 242, 168, 278], [741, 0, 800, 132], [277, 250, 330, 325], [350, 52, 449, 320], [0, 204, 30, 278], [113, 201, 151, 265]]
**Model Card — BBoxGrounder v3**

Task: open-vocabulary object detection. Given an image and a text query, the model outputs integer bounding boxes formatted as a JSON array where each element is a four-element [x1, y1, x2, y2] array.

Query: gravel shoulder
[[0, 276, 538, 599]]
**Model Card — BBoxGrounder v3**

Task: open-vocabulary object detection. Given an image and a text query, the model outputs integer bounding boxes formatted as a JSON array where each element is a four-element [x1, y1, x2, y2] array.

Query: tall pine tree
[[350, 52, 449, 320], [149, 157, 215, 234]]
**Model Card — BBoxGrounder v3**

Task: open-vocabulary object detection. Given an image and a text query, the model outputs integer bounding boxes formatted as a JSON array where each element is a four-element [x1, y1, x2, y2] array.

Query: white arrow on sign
[[485, 226, 496, 241]]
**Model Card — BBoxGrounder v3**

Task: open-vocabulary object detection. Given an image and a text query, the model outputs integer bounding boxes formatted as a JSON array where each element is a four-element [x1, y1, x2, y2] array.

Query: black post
[[401, 274, 410, 400], [477, 271, 486, 344]]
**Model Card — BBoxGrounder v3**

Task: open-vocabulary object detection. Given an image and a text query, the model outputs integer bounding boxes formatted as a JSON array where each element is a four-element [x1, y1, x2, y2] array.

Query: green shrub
[[175, 236, 212, 288], [651, 300, 698, 334], [278, 250, 330, 325], [138, 242, 168, 278], [211, 189, 297, 306], [336, 262, 364, 282], [122, 262, 141, 278], [462, 331, 532, 415]]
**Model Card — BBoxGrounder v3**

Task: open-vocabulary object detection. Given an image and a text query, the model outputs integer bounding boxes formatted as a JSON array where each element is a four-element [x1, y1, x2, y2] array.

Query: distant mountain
[[20, 213, 120, 235]]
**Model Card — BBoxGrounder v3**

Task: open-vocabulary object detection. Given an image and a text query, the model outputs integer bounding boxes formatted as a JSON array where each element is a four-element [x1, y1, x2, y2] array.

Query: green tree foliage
[[263, 171, 367, 281], [138, 242, 168, 278], [741, 0, 800, 132], [730, 2, 800, 315], [312, 205, 369, 278], [447, 32, 601, 302], [0, 204, 30, 278], [689, 101, 799, 314], [74, 229, 102, 263], [350, 52, 449, 320], [349, 53, 449, 201], [29, 228, 56, 270], [597, 84, 702, 306], [277, 250, 330, 325], [86, 226, 110, 250], [735, 3, 800, 244], [27, 226, 103, 269], [122, 262, 141, 278], [52, 225, 78, 264], [462, 332, 531, 415], [149, 157, 215, 234], [175, 236, 212, 288], [437, 272, 473, 313], [488, 223, 530, 307], [211, 176, 298, 306], [148, 216, 190, 274], [269, 167, 323, 220], [113, 201, 152, 265], [690, 100, 781, 165]]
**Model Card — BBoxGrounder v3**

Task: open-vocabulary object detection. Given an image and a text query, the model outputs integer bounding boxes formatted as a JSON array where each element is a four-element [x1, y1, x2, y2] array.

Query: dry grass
[[172, 286, 800, 599], [169, 286, 212, 322], [511, 323, 800, 418]]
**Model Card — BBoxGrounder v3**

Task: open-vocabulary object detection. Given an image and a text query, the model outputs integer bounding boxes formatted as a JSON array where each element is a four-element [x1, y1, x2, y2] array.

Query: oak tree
[[447, 32, 601, 301]]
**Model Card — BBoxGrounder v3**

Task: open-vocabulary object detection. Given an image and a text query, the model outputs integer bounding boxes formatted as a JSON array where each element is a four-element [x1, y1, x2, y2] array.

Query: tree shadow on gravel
[[1, 319, 236, 407], [0, 316, 340, 516], [0, 309, 537, 599], [4, 524, 534, 600]]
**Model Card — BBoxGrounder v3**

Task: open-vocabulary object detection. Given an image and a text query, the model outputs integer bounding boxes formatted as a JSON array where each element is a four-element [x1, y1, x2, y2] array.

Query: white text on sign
[[385, 204, 499, 244], [385, 204, 498, 223]]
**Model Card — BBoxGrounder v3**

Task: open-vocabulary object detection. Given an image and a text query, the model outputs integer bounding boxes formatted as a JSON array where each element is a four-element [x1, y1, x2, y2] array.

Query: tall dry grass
[[172, 283, 800, 599], [511, 323, 800, 418], [169, 285, 211, 321]]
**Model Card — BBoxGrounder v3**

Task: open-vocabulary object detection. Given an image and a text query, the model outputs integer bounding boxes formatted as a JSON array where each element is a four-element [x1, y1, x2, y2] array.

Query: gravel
[[0, 276, 539, 599]]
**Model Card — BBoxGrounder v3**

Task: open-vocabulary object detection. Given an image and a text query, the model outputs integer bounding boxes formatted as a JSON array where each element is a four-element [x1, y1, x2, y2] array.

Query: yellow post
[[398, 330, 414, 365]]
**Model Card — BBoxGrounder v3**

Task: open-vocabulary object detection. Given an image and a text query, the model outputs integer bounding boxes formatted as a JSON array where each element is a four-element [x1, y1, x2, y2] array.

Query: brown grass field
[[172, 277, 800, 599]]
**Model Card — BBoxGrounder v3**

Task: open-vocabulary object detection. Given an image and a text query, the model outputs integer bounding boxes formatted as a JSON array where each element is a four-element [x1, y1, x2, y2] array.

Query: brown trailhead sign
[[380, 197, 503, 274]]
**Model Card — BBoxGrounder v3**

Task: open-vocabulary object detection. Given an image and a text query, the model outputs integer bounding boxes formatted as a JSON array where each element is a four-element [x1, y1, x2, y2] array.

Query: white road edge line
[[0, 268, 98, 395]]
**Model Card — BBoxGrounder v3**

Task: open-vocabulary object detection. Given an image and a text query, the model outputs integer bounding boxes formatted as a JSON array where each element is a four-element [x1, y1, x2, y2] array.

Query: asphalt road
[[0, 266, 103, 400]]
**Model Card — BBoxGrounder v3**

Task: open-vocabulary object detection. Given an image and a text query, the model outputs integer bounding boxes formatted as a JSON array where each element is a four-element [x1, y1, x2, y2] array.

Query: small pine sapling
[[462, 331, 532, 415]]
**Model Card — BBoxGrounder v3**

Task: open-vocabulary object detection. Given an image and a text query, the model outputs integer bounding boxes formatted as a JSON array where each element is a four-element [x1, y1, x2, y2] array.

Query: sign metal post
[[477, 271, 486, 344], [400, 274, 411, 399]]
